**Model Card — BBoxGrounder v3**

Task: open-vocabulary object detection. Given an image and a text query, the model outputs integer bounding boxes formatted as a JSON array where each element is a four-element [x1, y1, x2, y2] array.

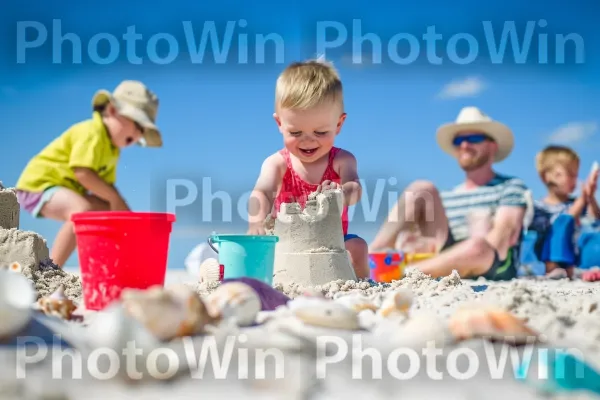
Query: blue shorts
[[344, 234, 361, 241], [535, 214, 577, 267]]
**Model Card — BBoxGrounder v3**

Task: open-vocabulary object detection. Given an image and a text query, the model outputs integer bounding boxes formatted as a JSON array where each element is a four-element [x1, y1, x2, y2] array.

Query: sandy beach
[[2, 264, 599, 399]]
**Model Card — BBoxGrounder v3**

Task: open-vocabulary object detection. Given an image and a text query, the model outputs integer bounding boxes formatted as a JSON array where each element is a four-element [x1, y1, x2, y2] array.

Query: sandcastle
[[0, 183, 19, 230], [270, 188, 357, 287], [0, 186, 49, 268], [0, 185, 81, 301]]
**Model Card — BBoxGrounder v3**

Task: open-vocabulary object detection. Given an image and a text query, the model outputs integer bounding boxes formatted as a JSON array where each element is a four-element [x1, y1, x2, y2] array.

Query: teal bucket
[[208, 234, 279, 285]]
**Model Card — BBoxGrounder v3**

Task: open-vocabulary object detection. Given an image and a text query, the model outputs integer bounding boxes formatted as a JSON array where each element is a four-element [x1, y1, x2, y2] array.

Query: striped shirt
[[440, 174, 529, 242]]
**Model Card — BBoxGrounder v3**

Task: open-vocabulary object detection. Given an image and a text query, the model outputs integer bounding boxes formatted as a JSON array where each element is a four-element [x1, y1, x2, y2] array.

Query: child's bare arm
[[567, 196, 587, 219], [248, 154, 285, 233], [336, 150, 362, 206], [73, 167, 129, 210]]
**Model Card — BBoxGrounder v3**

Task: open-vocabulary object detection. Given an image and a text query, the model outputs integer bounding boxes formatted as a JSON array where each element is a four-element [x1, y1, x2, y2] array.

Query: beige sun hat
[[92, 80, 162, 147], [436, 106, 514, 162]]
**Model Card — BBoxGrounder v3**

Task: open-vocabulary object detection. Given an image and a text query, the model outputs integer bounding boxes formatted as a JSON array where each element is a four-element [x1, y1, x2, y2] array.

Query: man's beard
[[458, 152, 490, 171]]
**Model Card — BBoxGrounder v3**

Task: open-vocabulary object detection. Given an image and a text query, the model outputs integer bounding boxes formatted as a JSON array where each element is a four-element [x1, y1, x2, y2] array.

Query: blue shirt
[[529, 197, 587, 234]]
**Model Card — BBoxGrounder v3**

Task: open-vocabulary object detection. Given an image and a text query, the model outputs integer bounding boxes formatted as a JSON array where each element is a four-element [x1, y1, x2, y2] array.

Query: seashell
[[0, 269, 35, 339], [375, 312, 453, 349], [85, 303, 165, 380], [293, 301, 361, 330], [448, 305, 539, 345], [377, 288, 413, 318], [121, 284, 218, 341], [198, 257, 222, 283], [36, 285, 77, 320], [335, 294, 378, 313], [0, 261, 23, 273], [206, 281, 262, 327]]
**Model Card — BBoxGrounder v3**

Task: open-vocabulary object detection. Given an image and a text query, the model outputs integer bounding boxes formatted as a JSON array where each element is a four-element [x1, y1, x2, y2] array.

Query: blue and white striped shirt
[[440, 174, 529, 242]]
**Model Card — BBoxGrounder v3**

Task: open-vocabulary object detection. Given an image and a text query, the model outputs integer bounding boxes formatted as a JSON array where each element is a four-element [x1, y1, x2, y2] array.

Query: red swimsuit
[[273, 146, 349, 235]]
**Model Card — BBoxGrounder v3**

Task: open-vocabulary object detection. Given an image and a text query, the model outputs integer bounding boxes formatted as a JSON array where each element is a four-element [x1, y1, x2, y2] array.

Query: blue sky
[[2, 0, 599, 269]]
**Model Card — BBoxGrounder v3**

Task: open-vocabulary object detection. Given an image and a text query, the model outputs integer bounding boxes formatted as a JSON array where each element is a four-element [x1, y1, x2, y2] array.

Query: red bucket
[[71, 211, 176, 310]]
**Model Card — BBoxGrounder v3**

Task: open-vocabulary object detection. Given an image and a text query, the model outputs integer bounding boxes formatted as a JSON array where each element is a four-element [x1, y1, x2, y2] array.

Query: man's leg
[[409, 237, 497, 278], [370, 180, 450, 252]]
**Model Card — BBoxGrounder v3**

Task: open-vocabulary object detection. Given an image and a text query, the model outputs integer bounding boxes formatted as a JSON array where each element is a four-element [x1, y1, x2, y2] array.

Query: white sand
[[4, 268, 600, 399]]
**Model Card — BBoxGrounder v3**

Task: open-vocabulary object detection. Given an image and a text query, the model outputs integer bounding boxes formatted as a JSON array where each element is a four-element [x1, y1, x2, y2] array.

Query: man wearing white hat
[[370, 107, 529, 280]]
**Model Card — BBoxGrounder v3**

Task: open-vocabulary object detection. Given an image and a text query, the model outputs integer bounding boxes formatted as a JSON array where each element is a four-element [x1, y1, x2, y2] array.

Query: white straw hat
[[436, 106, 514, 162]]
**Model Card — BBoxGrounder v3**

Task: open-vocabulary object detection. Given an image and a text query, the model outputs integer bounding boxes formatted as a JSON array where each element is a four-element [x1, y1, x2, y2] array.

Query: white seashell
[[376, 288, 414, 318], [357, 309, 378, 330], [85, 303, 163, 379], [206, 281, 261, 327], [334, 294, 378, 313], [0, 261, 22, 273], [293, 301, 361, 330], [0, 269, 35, 339], [198, 258, 222, 283]]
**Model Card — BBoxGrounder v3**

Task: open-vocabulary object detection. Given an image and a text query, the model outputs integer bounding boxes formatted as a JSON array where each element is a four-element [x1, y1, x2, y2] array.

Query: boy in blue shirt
[[529, 145, 599, 278]]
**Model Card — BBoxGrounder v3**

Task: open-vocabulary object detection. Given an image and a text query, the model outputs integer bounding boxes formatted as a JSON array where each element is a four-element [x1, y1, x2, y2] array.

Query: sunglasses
[[452, 133, 492, 147]]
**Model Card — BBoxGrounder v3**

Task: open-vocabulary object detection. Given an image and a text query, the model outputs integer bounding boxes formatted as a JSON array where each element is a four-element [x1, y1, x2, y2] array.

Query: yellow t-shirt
[[16, 112, 120, 194]]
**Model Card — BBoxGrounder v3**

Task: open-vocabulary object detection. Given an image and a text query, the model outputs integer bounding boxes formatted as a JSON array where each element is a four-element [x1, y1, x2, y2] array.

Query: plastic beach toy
[[516, 349, 600, 395], [369, 251, 435, 282], [208, 234, 279, 285], [71, 211, 175, 311]]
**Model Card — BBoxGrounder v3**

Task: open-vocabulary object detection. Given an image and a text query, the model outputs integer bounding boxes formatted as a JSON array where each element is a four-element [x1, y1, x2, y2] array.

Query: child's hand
[[317, 180, 340, 192], [247, 224, 266, 235], [584, 169, 598, 200]]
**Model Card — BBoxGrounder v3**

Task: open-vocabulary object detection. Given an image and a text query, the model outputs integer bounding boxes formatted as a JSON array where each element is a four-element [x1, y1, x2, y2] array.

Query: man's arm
[[247, 154, 285, 233], [485, 179, 528, 259], [335, 150, 362, 206]]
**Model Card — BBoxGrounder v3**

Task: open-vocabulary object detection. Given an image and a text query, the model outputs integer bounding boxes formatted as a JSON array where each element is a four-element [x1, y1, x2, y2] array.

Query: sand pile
[[21, 258, 83, 303], [0, 187, 83, 303], [270, 188, 356, 287]]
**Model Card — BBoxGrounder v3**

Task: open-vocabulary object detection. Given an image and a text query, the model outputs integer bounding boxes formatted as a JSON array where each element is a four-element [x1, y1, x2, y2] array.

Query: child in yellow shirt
[[15, 80, 163, 267]]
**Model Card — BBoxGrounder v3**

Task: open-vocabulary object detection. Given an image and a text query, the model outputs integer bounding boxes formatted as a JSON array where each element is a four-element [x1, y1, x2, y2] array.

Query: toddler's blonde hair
[[275, 57, 343, 111], [535, 145, 580, 184]]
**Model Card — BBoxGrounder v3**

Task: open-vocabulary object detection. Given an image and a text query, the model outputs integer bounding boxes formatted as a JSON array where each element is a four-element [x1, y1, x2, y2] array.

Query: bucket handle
[[207, 235, 219, 254]]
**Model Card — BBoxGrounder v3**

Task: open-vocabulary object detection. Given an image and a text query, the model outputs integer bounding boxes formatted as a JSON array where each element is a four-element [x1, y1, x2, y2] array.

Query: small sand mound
[[21, 258, 83, 303]]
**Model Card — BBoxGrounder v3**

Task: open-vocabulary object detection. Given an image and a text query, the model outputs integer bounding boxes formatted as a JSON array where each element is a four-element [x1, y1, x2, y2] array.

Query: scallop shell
[[121, 284, 218, 341], [0, 269, 35, 339], [377, 288, 413, 318], [37, 285, 77, 320], [198, 257, 222, 283], [293, 300, 361, 330], [448, 305, 539, 345], [205, 281, 261, 327]]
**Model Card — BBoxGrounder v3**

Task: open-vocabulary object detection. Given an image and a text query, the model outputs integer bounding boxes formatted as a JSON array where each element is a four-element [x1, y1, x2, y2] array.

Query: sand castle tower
[[0, 183, 19, 230], [271, 188, 357, 287], [0, 185, 49, 269]]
